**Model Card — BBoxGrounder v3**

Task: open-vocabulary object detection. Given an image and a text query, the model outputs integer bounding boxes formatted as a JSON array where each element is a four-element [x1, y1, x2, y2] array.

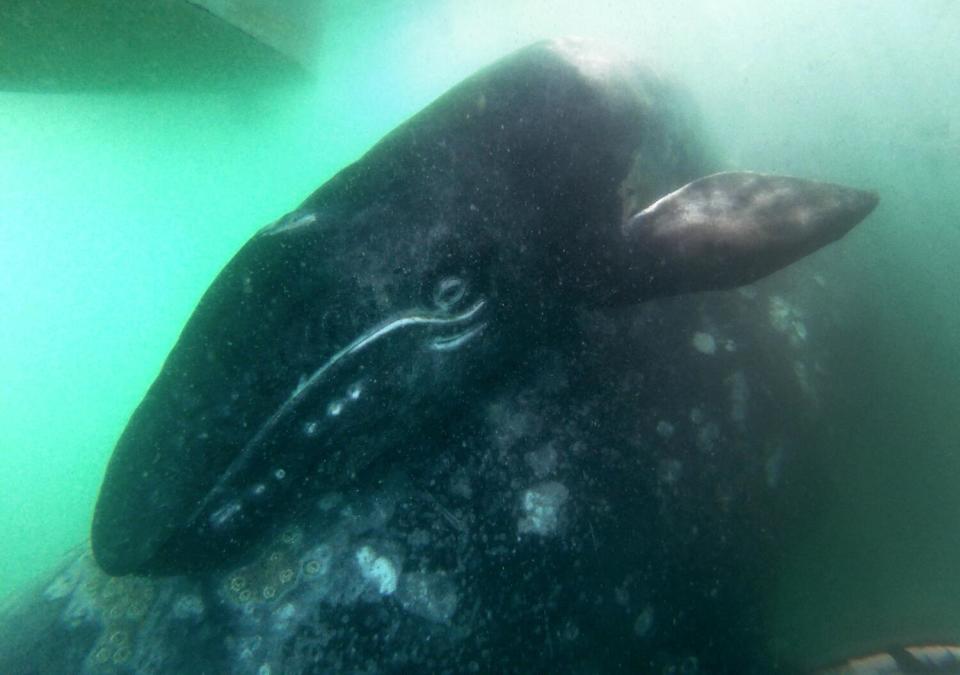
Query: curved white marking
[[433, 276, 466, 310], [429, 322, 487, 351], [192, 298, 488, 520], [257, 210, 319, 237], [209, 500, 242, 528]]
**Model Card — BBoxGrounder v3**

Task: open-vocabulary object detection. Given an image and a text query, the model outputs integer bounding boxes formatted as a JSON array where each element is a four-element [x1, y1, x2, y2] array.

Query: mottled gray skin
[[92, 36, 716, 576], [0, 260, 860, 674], [1, 38, 877, 674]]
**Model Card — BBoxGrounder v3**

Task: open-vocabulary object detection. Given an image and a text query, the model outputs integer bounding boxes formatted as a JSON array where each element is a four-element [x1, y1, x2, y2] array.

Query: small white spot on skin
[[634, 605, 655, 637], [355, 546, 398, 595], [346, 382, 362, 401], [518, 482, 569, 536], [689, 408, 704, 425], [251, 483, 267, 496], [692, 331, 717, 355], [327, 400, 343, 417], [210, 500, 242, 527], [274, 468, 286, 481], [304, 420, 319, 436], [656, 420, 674, 439]]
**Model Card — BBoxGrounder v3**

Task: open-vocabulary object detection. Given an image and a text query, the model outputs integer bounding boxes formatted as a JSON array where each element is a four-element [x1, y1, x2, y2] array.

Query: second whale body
[[91, 37, 877, 577]]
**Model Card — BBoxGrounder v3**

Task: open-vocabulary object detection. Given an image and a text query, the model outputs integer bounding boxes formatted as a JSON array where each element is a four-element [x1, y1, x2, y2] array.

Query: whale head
[[91, 38, 877, 576]]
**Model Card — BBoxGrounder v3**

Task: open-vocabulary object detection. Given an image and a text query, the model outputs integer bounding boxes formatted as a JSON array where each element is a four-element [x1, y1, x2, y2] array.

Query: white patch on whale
[[355, 546, 398, 595], [518, 482, 569, 536], [692, 331, 717, 355]]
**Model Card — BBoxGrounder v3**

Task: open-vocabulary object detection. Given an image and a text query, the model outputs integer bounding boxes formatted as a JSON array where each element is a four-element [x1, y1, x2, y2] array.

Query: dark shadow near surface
[[0, 0, 317, 92]]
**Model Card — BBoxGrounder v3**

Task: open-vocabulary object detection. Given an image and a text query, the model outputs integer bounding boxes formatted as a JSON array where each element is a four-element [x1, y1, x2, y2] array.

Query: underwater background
[[1, 0, 958, 667]]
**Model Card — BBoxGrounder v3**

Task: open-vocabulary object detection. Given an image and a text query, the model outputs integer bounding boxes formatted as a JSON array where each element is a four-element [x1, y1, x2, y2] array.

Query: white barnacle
[[274, 468, 286, 481], [346, 382, 363, 400], [327, 400, 344, 417]]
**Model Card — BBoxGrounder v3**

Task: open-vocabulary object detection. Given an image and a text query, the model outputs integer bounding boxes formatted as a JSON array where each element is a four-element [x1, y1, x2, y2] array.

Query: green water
[[1, 0, 958, 667]]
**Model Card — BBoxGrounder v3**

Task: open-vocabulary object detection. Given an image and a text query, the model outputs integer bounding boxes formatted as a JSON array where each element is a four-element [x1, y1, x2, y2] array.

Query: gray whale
[[1, 38, 879, 674], [91, 37, 875, 578]]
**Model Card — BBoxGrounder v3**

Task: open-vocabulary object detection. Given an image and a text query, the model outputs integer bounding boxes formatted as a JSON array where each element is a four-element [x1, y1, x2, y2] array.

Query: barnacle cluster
[[83, 574, 156, 673], [222, 526, 304, 607]]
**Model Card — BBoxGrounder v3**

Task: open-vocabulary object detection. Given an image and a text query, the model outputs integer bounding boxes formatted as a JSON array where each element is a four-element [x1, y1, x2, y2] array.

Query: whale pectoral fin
[[621, 171, 878, 298]]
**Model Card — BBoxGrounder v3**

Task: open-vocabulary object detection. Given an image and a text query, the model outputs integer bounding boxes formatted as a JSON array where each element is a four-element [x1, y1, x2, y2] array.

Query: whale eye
[[432, 276, 467, 310]]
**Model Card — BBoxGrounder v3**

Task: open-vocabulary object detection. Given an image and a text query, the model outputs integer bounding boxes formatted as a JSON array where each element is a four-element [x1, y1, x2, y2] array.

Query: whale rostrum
[[91, 37, 877, 576]]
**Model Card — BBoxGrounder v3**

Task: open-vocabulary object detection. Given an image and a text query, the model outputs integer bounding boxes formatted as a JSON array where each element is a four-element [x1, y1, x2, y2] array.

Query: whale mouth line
[[429, 321, 488, 351], [191, 298, 489, 527]]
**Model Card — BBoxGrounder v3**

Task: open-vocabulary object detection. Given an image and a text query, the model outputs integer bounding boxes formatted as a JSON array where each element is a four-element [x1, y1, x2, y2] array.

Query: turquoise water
[[1, 0, 958, 666]]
